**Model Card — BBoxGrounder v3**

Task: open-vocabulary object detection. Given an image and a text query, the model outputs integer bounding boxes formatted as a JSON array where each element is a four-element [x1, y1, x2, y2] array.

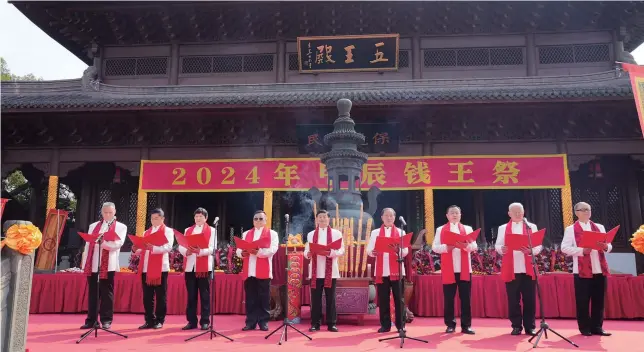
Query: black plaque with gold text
[[297, 34, 399, 73]]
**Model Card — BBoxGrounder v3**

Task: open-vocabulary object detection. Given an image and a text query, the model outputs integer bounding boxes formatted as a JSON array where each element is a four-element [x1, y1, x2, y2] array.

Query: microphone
[[399, 216, 407, 227], [212, 217, 220, 226], [285, 214, 290, 223]]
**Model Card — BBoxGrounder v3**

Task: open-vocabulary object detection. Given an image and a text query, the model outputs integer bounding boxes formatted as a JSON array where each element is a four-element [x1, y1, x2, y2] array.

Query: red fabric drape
[[30, 273, 644, 319]]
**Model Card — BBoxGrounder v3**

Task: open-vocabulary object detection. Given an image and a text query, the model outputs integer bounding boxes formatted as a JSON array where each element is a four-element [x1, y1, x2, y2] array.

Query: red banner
[[620, 63, 644, 138], [140, 155, 567, 192]]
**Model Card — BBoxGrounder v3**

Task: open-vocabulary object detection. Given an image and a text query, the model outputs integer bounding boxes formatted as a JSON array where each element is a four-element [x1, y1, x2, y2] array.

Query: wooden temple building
[[1, 1, 644, 273]]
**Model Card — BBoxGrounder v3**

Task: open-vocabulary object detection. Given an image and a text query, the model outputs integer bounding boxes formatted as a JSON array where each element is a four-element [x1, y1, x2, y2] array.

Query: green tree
[[1, 57, 43, 81], [2, 170, 30, 204]]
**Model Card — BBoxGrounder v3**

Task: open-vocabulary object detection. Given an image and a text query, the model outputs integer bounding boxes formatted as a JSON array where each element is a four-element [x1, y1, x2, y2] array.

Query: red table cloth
[[30, 273, 644, 319], [30, 273, 311, 315], [410, 273, 644, 319]]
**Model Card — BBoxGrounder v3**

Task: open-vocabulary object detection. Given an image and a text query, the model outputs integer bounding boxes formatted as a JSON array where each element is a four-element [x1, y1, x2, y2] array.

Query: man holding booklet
[[367, 208, 412, 333], [304, 209, 345, 332], [495, 202, 543, 336], [432, 205, 479, 335], [131, 208, 175, 330], [235, 210, 279, 331], [561, 202, 615, 337], [79, 202, 126, 330], [177, 207, 216, 331]]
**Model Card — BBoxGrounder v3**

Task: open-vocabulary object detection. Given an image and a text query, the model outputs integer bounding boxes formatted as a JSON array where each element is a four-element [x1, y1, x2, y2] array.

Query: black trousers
[[142, 272, 169, 324], [244, 277, 271, 328], [85, 271, 115, 325], [443, 273, 472, 329], [505, 273, 536, 330], [574, 274, 606, 333], [377, 277, 406, 330], [184, 271, 211, 326], [310, 278, 337, 327]]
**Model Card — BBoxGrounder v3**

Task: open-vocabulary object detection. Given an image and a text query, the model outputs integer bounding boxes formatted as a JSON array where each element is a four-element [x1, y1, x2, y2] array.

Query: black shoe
[[328, 325, 338, 332], [182, 324, 197, 330], [446, 327, 455, 333], [511, 328, 522, 335], [101, 322, 112, 329], [309, 325, 320, 332], [580, 330, 592, 336], [201, 324, 209, 330], [152, 323, 163, 329], [80, 322, 98, 329], [378, 327, 391, 333], [461, 328, 475, 335], [525, 329, 537, 336], [242, 325, 256, 331], [592, 330, 612, 336], [139, 322, 153, 329], [259, 324, 269, 331]]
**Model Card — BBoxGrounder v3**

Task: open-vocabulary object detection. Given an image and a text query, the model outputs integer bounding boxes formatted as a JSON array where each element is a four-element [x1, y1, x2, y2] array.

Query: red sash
[[183, 224, 211, 278], [440, 223, 471, 285], [84, 220, 116, 279], [138, 225, 165, 286], [500, 221, 535, 283], [574, 221, 610, 278], [311, 227, 333, 289], [375, 225, 400, 284], [241, 227, 272, 280]]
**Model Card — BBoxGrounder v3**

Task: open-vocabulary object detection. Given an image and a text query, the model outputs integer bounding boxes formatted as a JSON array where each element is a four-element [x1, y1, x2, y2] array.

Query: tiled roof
[[1, 71, 632, 111]]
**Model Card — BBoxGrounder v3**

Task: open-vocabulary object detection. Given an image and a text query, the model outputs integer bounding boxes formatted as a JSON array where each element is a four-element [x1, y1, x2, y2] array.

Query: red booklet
[[578, 225, 620, 250], [78, 230, 119, 243], [309, 238, 342, 254], [441, 228, 481, 245], [505, 229, 546, 251], [374, 233, 413, 254], [174, 229, 210, 249], [128, 228, 169, 249], [234, 236, 271, 251]]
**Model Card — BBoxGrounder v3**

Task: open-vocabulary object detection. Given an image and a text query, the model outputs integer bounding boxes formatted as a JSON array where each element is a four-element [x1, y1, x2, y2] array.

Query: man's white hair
[[508, 202, 524, 212], [102, 202, 116, 209], [381, 207, 396, 216]]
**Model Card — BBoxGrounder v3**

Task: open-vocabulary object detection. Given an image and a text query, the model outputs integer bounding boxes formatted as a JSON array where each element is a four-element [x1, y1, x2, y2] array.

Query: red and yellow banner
[[140, 155, 567, 192], [621, 63, 644, 138]]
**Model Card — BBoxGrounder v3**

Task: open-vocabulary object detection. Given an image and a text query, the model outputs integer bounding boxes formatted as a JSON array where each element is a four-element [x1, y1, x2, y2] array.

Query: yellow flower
[[630, 225, 644, 255], [2, 224, 43, 255]]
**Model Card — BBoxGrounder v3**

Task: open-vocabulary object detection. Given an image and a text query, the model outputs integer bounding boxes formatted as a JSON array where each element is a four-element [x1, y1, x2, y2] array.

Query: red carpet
[[27, 312, 644, 352]]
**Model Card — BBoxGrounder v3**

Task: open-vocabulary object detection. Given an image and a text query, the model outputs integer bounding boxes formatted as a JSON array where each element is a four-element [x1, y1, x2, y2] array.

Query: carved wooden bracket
[[114, 162, 141, 176]]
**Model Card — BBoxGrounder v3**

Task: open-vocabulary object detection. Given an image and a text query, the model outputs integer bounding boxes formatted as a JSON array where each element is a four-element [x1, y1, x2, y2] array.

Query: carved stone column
[[1, 245, 35, 352]]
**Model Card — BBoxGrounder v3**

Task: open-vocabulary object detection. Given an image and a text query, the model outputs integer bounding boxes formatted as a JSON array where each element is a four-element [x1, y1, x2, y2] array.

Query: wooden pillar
[[169, 42, 179, 85], [136, 190, 147, 236], [412, 35, 422, 79], [264, 190, 274, 227], [424, 188, 434, 244], [276, 40, 286, 83], [525, 32, 537, 76], [561, 170, 574, 229]]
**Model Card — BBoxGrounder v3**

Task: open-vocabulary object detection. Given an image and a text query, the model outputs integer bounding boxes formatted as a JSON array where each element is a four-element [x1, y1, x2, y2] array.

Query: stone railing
[[1, 222, 36, 352]]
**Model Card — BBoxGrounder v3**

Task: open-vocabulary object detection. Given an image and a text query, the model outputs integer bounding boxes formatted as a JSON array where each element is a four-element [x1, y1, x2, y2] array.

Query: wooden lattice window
[[145, 192, 159, 229], [180, 54, 274, 74], [538, 44, 610, 64], [104, 57, 169, 76], [424, 47, 524, 67], [548, 189, 564, 243]]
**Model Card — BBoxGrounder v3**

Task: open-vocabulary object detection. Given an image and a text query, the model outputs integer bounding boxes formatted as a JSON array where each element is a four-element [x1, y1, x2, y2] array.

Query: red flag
[[620, 63, 644, 138]]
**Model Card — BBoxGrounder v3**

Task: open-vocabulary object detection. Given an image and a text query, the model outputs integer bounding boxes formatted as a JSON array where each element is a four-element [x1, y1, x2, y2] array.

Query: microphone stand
[[186, 218, 233, 343], [524, 218, 578, 349], [379, 217, 428, 348], [265, 214, 312, 345], [77, 229, 128, 343]]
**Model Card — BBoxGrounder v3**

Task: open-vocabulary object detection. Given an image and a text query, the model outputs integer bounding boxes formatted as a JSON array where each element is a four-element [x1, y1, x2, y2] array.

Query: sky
[[1, 1, 644, 80]]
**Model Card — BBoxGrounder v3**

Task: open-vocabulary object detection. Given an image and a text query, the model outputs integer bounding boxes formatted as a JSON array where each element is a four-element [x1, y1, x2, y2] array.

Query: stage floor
[[27, 312, 644, 352]]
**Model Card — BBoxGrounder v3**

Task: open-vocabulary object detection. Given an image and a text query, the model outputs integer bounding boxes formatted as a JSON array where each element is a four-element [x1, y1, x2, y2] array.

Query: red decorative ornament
[[113, 167, 122, 184]]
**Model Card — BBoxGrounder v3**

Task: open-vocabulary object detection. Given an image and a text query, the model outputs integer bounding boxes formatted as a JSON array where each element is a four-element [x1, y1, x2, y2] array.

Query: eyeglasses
[[253, 217, 266, 221], [575, 208, 591, 212]]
